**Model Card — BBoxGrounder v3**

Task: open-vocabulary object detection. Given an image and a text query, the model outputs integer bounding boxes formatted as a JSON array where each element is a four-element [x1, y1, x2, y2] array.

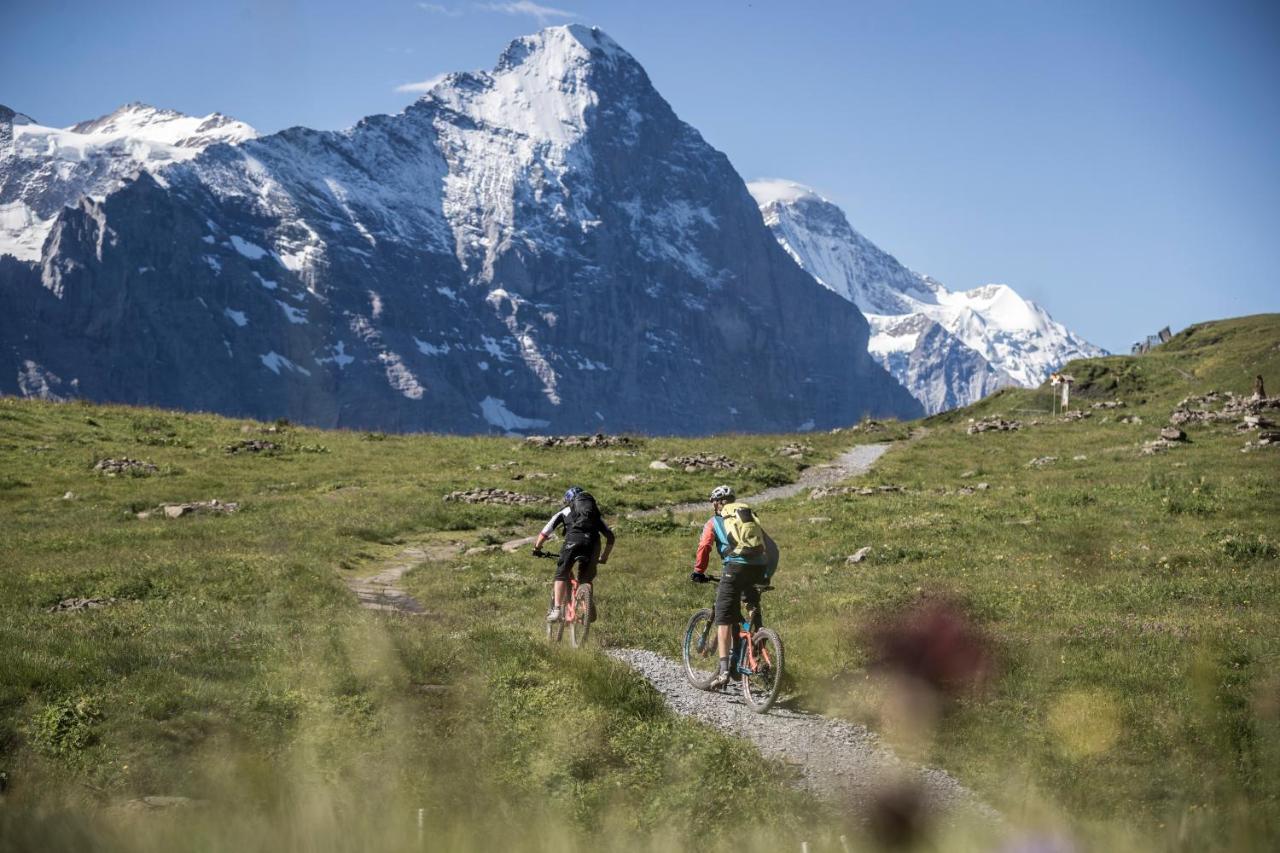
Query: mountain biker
[[690, 484, 769, 689], [533, 486, 615, 622]]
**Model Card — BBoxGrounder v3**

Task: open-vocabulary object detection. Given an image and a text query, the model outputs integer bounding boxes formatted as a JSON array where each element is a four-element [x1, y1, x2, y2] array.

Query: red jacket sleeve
[[693, 518, 716, 573]]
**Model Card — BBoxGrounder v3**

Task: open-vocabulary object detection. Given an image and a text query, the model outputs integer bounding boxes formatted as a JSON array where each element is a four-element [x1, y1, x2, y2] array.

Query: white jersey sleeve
[[540, 506, 572, 537]]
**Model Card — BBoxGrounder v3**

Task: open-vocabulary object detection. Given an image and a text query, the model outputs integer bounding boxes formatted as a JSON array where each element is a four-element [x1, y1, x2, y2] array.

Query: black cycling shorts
[[713, 563, 764, 626], [555, 539, 599, 586]]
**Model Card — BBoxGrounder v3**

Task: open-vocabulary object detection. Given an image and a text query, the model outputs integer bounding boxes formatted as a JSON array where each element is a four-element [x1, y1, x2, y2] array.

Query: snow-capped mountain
[[0, 102, 257, 261], [0, 27, 920, 433], [749, 180, 1104, 412]]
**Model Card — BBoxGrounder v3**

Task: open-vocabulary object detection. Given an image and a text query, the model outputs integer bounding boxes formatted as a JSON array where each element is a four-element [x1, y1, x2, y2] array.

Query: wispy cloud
[[394, 73, 448, 94], [418, 3, 463, 15], [476, 1, 574, 22]]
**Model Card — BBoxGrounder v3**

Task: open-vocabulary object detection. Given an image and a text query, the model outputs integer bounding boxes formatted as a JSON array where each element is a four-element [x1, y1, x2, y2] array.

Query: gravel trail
[[607, 648, 997, 823], [631, 442, 892, 517]]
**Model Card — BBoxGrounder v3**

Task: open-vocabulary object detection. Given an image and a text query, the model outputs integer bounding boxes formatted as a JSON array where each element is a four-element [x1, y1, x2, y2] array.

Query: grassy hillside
[[2, 313, 1277, 851]]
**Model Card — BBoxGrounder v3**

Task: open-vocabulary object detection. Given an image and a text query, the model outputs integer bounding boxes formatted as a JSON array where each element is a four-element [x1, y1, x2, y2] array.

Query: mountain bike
[[534, 550, 594, 648], [682, 575, 785, 712]]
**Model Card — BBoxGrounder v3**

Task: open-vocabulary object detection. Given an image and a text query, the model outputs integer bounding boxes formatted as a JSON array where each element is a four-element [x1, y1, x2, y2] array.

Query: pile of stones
[[47, 596, 116, 613], [967, 418, 1021, 435], [1026, 456, 1058, 469], [136, 499, 240, 520], [224, 439, 279, 454], [809, 484, 903, 500], [443, 488, 550, 505], [524, 433, 638, 448], [775, 443, 813, 460], [1062, 410, 1093, 422], [1091, 400, 1127, 409], [1236, 414, 1276, 431], [93, 457, 158, 476], [658, 453, 739, 472], [1141, 427, 1188, 455], [1169, 390, 1280, 426], [1242, 431, 1280, 453]]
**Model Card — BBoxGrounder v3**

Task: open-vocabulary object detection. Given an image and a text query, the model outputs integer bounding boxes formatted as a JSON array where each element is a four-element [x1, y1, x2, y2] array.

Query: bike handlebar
[[692, 574, 773, 592]]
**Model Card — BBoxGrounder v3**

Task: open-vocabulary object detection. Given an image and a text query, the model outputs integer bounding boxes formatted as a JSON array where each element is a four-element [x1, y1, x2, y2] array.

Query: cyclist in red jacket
[[689, 484, 767, 688]]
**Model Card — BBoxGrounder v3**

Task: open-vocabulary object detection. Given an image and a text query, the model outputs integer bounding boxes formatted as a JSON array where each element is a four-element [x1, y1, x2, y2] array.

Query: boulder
[[846, 547, 872, 564], [1159, 427, 1186, 442]]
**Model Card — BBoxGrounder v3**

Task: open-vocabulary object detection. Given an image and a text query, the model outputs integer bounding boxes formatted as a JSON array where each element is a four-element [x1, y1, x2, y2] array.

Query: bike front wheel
[[569, 584, 593, 648], [741, 627, 784, 713], [682, 608, 718, 689]]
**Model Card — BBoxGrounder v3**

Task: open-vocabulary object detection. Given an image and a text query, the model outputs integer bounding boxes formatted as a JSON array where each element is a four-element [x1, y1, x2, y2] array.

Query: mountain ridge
[[1, 25, 921, 433]]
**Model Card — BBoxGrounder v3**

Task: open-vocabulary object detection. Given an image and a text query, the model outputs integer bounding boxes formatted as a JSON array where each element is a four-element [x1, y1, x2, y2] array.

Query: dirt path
[[607, 648, 998, 824], [345, 542, 463, 615], [630, 442, 892, 517]]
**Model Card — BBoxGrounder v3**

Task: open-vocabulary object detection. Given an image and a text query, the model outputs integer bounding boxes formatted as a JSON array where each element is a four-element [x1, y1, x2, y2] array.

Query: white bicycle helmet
[[709, 485, 735, 502]]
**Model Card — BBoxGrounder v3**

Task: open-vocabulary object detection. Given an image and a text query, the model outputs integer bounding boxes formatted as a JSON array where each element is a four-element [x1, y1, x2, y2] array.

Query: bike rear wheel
[[569, 583, 593, 647], [741, 627, 784, 713], [682, 608, 718, 689]]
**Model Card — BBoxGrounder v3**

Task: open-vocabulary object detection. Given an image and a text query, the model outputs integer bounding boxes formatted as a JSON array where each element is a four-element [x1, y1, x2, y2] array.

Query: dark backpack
[[567, 491, 602, 538]]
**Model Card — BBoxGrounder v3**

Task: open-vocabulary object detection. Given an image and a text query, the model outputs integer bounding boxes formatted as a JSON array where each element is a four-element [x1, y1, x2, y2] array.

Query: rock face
[[0, 26, 921, 434], [748, 180, 1105, 413]]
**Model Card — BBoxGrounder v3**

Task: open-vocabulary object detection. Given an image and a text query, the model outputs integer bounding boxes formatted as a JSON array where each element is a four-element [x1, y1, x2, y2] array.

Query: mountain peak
[[747, 179, 827, 208], [493, 24, 635, 81], [61, 102, 257, 146]]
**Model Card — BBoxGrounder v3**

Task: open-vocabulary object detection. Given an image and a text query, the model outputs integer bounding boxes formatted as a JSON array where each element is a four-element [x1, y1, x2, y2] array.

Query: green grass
[[2, 313, 1278, 851]]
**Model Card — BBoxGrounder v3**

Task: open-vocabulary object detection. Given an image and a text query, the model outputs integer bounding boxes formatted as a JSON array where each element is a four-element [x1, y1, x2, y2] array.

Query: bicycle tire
[[741, 627, 784, 713], [569, 583, 593, 647], [682, 608, 718, 689]]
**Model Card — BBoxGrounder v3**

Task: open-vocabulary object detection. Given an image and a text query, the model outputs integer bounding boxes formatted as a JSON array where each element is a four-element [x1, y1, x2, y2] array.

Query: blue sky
[[3, 0, 1277, 352]]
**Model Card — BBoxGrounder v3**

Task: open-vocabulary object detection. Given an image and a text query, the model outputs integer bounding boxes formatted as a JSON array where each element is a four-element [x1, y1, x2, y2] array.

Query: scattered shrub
[[1219, 535, 1278, 562], [28, 695, 102, 755]]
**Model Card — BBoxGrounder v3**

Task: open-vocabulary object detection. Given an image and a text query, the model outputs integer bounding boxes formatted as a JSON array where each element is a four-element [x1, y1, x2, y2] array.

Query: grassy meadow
[[1, 313, 1278, 851]]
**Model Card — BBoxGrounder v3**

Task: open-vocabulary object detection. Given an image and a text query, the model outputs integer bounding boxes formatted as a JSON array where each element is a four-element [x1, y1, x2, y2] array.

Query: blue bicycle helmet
[[563, 486, 584, 504]]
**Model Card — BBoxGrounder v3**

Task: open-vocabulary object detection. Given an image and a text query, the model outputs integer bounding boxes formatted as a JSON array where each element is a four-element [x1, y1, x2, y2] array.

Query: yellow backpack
[[721, 502, 767, 561]]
